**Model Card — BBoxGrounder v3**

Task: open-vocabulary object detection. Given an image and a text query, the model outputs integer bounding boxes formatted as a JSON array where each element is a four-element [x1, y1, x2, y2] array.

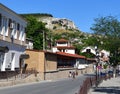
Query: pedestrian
[[72, 71, 75, 79], [68, 71, 72, 78]]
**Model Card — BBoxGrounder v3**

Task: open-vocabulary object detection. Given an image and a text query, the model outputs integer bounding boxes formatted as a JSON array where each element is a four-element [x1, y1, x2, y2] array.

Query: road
[[0, 74, 92, 94]]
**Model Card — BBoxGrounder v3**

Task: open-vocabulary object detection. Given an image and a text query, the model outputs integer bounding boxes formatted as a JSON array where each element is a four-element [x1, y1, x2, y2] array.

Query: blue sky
[[1, 0, 120, 33]]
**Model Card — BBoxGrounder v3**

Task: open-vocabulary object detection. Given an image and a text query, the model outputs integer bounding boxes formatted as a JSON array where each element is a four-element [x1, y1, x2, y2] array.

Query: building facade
[[0, 3, 27, 71], [52, 38, 75, 54]]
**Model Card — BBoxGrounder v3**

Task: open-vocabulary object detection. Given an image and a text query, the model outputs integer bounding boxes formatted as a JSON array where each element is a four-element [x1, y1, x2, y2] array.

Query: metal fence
[[0, 68, 37, 81], [78, 73, 114, 94]]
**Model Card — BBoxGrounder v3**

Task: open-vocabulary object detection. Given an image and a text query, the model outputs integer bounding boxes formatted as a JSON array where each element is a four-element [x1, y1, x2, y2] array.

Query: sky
[[1, 0, 120, 33]]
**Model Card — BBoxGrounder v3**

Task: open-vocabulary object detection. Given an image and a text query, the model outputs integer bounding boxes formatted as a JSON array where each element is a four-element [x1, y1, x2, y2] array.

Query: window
[[8, 19, 12, 27], [17, 23, 20, 30], [86, 49, 91, 53]]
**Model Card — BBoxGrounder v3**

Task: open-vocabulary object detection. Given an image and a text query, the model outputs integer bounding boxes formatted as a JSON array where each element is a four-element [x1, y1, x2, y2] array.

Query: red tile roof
[[56, 52, 86, 59], [56, 39, 68, 42]]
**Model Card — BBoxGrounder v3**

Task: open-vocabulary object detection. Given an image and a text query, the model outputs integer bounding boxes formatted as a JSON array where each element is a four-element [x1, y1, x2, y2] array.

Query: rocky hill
[[20, 13, 79, 33]]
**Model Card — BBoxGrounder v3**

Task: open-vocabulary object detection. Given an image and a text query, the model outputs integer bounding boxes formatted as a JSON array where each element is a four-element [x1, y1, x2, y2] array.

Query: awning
[[20, 54, 29, 59], [0, 46, 9, 53]]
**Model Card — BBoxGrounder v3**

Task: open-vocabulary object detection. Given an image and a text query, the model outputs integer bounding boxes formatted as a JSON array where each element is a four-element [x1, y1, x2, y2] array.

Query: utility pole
[[43, 30, 45, 50]]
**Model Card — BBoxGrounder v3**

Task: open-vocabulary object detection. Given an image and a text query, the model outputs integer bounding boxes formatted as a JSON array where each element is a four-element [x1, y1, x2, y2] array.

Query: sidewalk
[[89, 76, 120, 94]]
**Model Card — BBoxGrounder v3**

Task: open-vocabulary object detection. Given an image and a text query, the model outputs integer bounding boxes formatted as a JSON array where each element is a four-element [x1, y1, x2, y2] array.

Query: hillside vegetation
[[20, 13, 53, 18]]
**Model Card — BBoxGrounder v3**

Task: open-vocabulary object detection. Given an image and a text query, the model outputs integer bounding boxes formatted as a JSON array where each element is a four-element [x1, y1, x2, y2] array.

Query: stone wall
[[44, 66, 94, 80], [0, 64, 94, 87]]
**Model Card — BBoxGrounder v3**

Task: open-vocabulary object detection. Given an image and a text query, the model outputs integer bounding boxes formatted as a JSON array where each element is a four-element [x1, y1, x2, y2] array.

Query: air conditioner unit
[[10, 23, 14, 29]]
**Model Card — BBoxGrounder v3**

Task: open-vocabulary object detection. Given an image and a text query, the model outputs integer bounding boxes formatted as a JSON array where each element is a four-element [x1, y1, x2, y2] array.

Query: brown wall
[[25, 50, 58, 80], [25, 50, 58, 72], [25, 50, 45, 73], [45, 53, 57, 72]]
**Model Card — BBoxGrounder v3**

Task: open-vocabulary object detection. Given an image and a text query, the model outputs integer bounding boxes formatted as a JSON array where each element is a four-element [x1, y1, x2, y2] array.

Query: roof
[[0, 3, 27, 23], [56, 46, 75, 49], [56, 39, 68, 42], [26, 49, 86, 59], [56, 52, 86, 59]]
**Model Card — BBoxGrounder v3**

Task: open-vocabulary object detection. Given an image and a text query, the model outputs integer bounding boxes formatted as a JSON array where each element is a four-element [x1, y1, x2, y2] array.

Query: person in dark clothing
[[72, 71, 75, 79]]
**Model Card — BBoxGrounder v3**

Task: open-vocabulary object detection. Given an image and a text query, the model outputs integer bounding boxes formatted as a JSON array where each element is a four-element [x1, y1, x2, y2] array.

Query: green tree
[[25, 16, 47, 50], [91, 16, 120, 37], [91, 16, 120, 67], [82, 35, 98, 47]]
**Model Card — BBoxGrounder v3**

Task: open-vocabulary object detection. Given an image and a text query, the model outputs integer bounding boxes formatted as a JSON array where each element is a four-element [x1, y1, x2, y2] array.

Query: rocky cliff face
[[38, 16, 78, 30], [20, 13, 80, 34]]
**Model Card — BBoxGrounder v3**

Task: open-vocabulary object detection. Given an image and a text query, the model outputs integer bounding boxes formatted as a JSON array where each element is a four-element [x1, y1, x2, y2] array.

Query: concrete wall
[[45, 69, 73, 80]]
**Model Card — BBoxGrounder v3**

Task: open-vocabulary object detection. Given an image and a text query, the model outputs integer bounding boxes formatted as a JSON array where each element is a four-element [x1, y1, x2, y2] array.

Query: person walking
[[72, 71, 76, 79], [68, 71, 72, 78]]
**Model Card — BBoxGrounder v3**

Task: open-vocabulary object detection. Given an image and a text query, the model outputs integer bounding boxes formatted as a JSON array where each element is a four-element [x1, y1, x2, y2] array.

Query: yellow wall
[[25, 50, 57, 73], [25, 50, 45, 73]]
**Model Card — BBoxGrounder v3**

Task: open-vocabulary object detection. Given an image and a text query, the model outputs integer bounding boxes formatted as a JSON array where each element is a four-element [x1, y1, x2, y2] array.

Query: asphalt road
[[0, 74, 91, 94]]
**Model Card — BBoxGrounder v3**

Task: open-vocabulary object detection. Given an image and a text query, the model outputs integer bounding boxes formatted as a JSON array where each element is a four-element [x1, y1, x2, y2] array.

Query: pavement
[[88, 76, 120, 94]]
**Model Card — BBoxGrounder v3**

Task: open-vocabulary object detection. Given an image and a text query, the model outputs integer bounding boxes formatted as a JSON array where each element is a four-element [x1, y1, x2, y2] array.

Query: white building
[[52, 38, 75, 54], [99, 50, 110, 63], [81, 46, 110, 67], [26, 38, 33, 49], [81, 46, 96, 55], [0, 3, 28, 71]]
